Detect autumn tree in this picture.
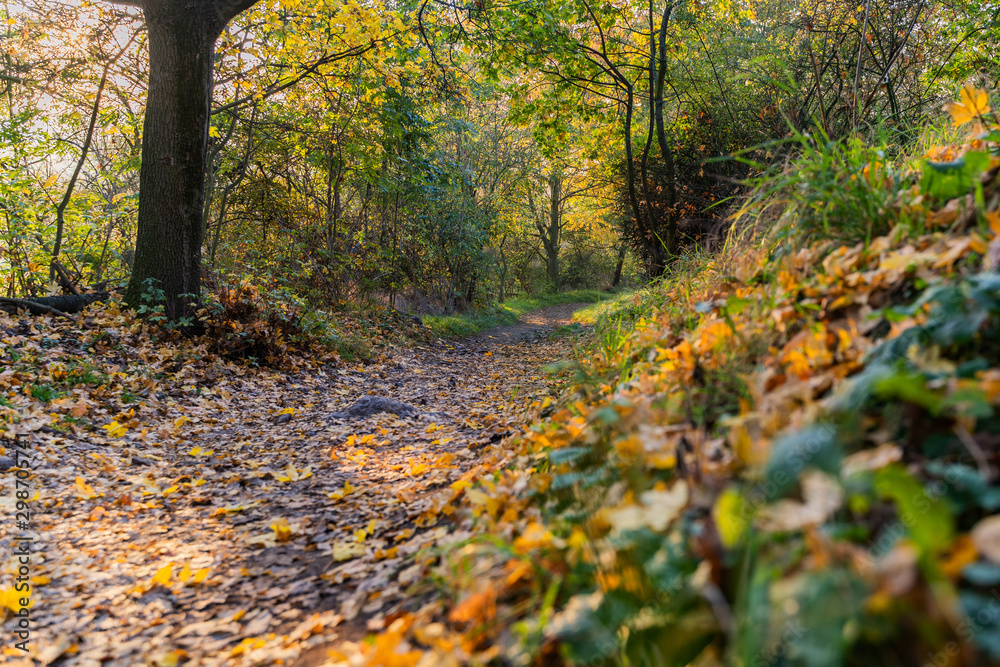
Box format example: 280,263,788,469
117,0,260,324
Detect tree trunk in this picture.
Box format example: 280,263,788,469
622,86,644,261
612,243,627,287
547,171,561,290
122,0,258,325
654,0,677,257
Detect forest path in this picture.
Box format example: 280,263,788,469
7,305,583,667
469,301,588,345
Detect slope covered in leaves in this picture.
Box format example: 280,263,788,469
348,92,1000,666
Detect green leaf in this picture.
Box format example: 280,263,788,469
920,150,991,201
874,465,954,553
873,372,942,413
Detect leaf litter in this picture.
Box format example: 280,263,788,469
0,303,577,666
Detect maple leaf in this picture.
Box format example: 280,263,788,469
945,85,991,127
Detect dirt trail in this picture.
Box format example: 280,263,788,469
2,306,583,666
445,302,589,352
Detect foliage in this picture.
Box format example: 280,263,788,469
338,89,1000,665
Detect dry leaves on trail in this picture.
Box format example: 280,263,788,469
0,304,578,666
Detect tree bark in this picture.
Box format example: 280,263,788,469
654,1,677,257
612,243,626,287
547,171,561,290
122,0,259,325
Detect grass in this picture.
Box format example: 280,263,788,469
734,129,911,247
423,289,616,338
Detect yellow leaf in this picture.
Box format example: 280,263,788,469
271,518,293,542
713,488,748,548
178,564,192,584
0,585,30,612
277,464,310,482
327,480,354,501
193,568,211,584
278,407,295,415
333,541,366,561
102,421,128,438
946,85,991,127
151,564,173,587
513,522,554,555
466,489,502,518
74,476,99,499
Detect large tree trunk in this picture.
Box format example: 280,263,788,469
122,0,258,325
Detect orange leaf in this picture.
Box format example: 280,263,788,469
448,586,497,624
